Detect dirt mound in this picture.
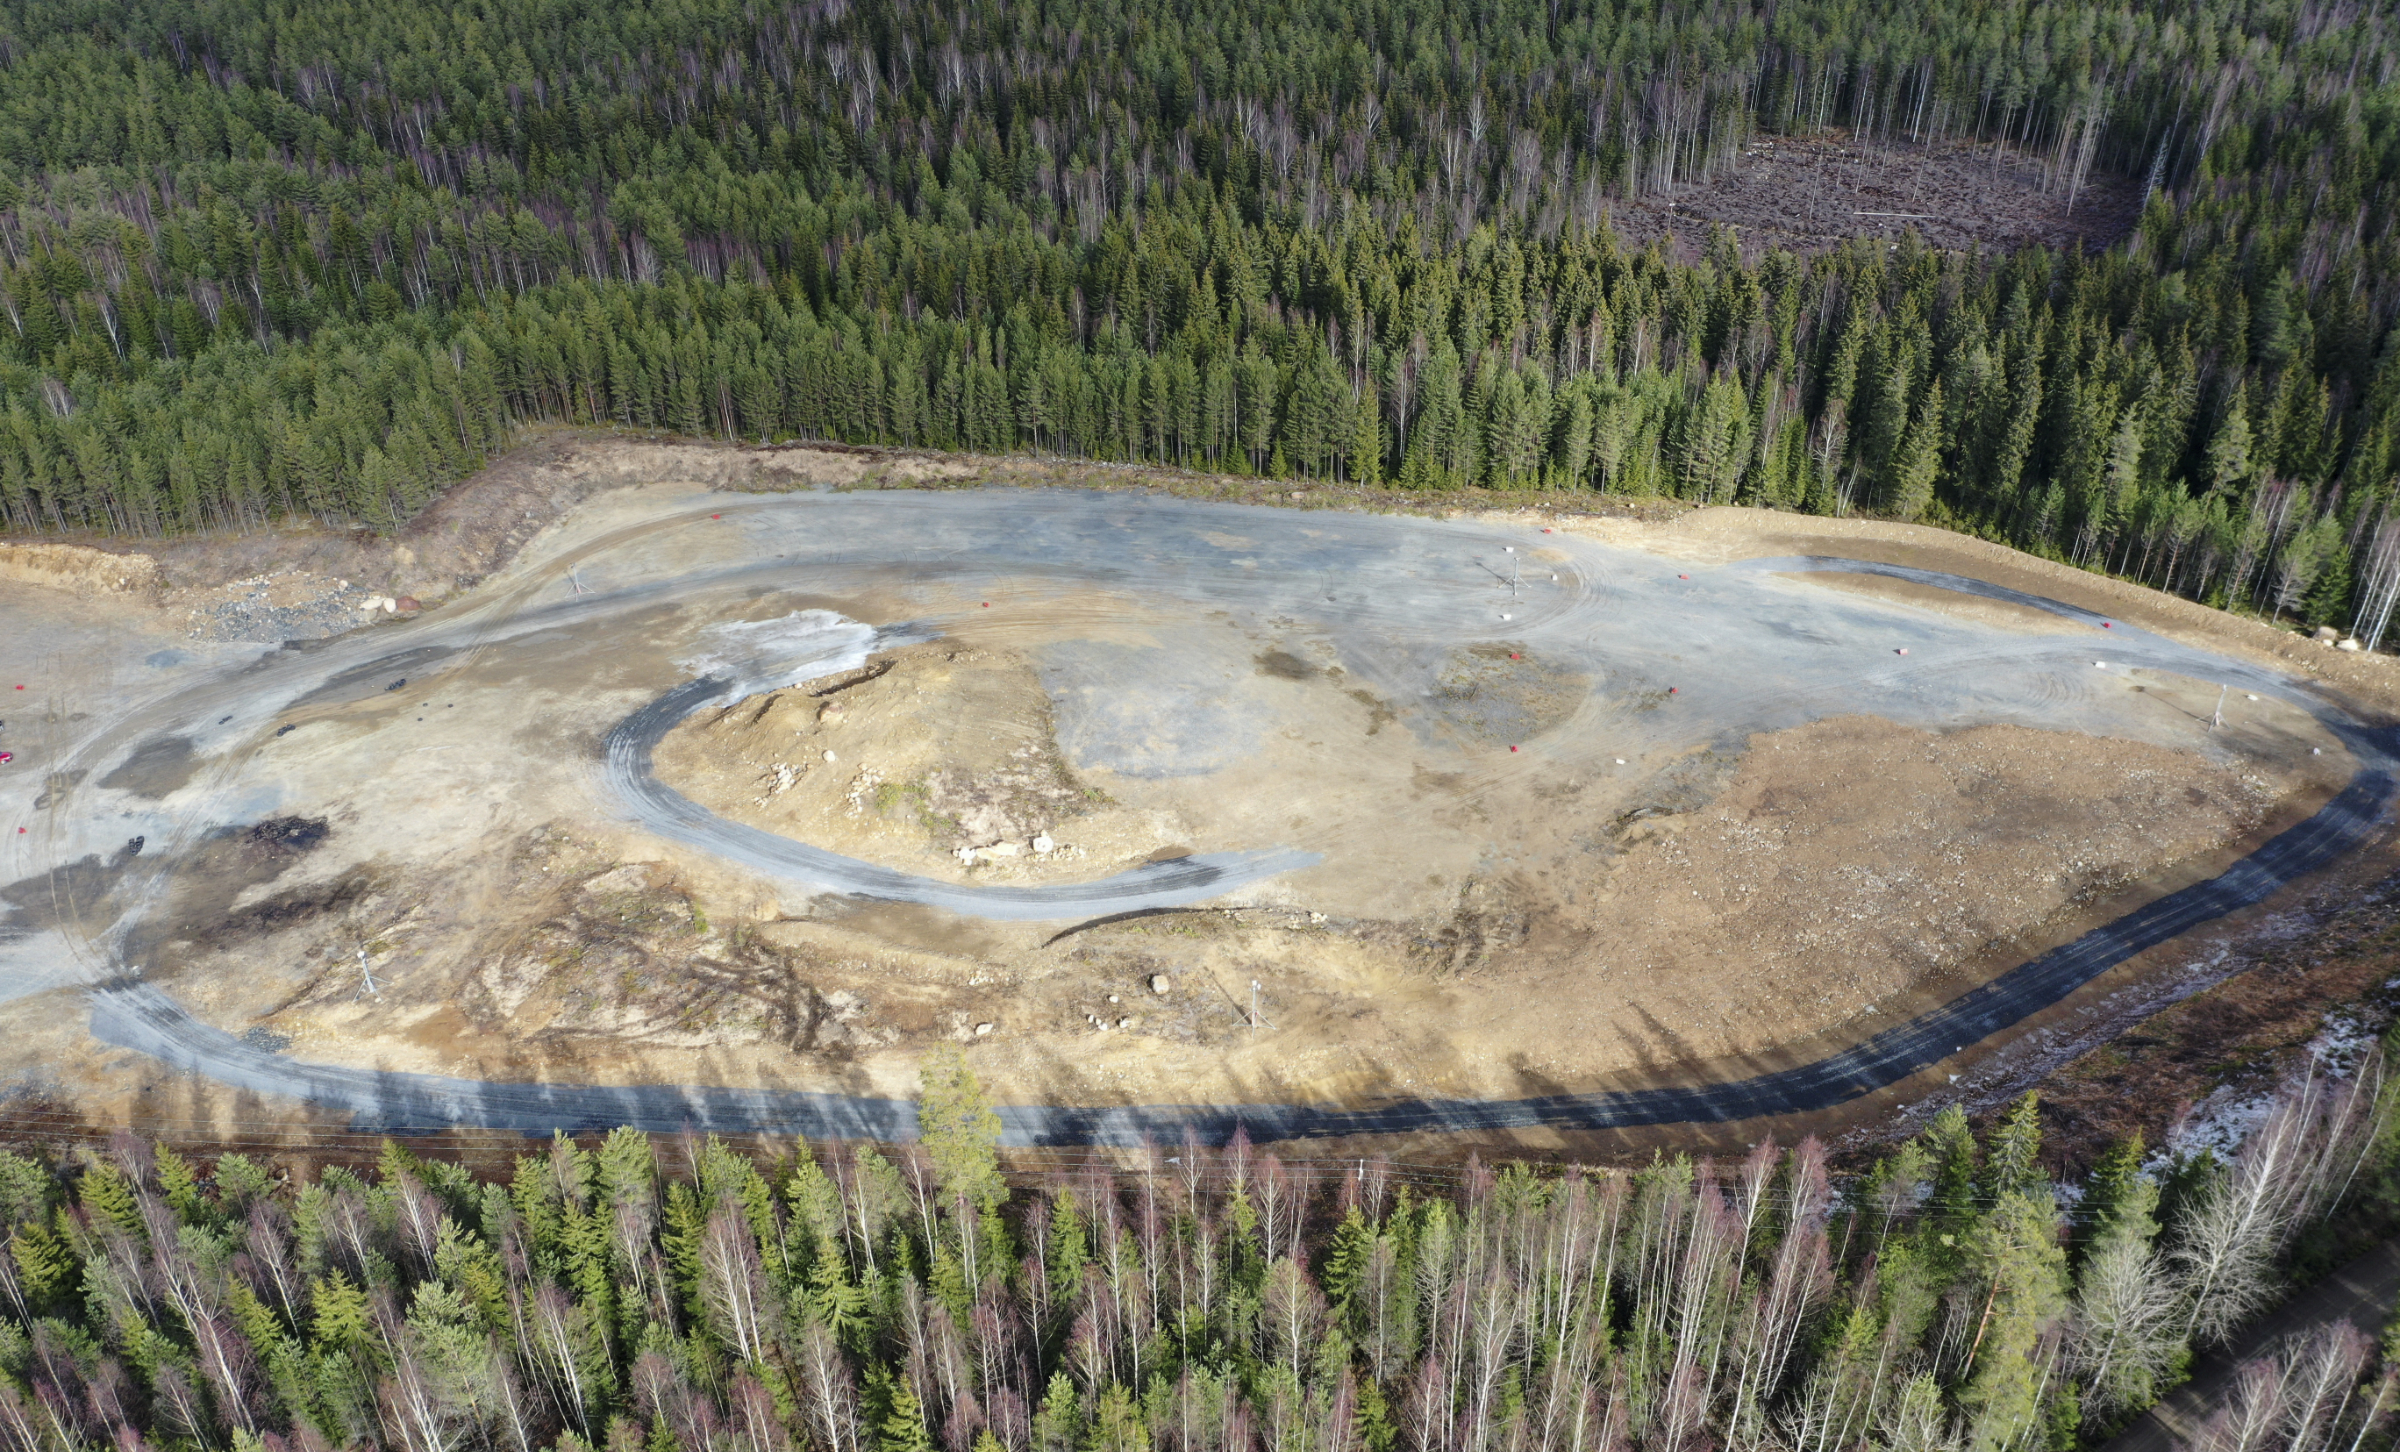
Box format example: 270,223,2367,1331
651,642,1188,883
0,542,155,594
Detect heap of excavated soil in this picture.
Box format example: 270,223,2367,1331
649,642,1193,883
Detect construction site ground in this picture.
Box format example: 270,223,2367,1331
1,432,2395,1165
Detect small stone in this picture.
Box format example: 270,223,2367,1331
1150,974,1170,995
581,864,654,896
1032,833,1055,853
988,841,1021,857
957,846,978,865
974,1022,994,1036
1107,994,1120,1003
823,750,836,762
1117,1017,1132,1028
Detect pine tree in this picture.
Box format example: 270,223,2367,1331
2206,383,2258,495
1886,383,1945,522
879,1378,937,1452
1982,1094,2046,1204
1959,1192,2071,1452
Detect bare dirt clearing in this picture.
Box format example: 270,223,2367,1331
1603,134,2143,258
0,435,2392,1158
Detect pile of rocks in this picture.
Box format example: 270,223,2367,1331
181,571,396,643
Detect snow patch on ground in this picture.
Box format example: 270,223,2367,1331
2306,1009,2381,1079
2152,1004,2387,1170
2160,1084,2280,1168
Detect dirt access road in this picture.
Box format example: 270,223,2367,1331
1,475,2394,1151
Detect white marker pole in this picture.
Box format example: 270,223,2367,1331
358,947,380,998
2213,683,2227,729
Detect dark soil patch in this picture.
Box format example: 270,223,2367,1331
97,735,198,799
1419,645,1585,745
117,816,338,965
32,770,83,809
246,816,331,860
0,853,133,938
284,645,460,709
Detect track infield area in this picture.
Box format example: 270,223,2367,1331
1,483,2393,1152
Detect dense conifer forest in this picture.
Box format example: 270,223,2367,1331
0,1051,2391,1452
2,0,2400,643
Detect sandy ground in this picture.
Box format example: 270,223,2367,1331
1556,505,2400,708
0,436,2394,1156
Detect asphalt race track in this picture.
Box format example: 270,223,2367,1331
20,490,2397,1145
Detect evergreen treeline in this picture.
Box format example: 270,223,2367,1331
0,1050,2391,1452
3,0,2400,643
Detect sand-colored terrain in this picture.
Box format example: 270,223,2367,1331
651,644,1166,886
0,434,2393,1155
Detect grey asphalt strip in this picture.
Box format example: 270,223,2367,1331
70,534,2400,1145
